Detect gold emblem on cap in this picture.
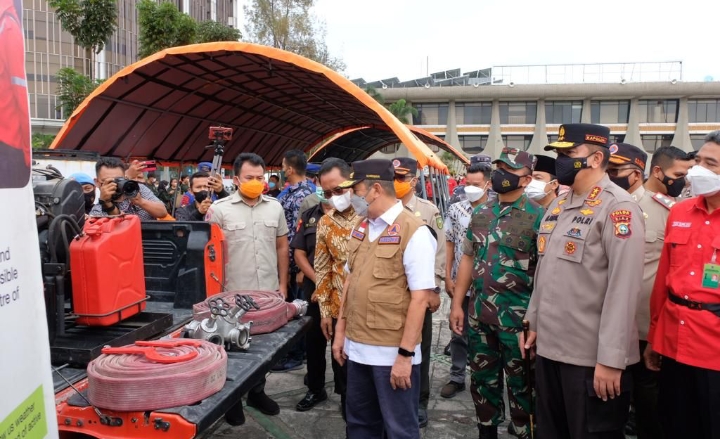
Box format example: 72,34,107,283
558,126,565,141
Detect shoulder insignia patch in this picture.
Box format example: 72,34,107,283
610,209,633,238
587,186,602,201
436,215,444,229
558,198,567,205
378,236,401,245
652,193,676,210
538,235,546,253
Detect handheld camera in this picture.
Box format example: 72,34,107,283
112,178,140,200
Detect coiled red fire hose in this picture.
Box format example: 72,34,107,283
192,290,305,335
87,339,227,411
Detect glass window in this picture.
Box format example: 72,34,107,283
458,135,488,153
501,135,533,151
590,101,630,124
456,102,492,125
545,101,583,124
413,103,448,125
499,102,536,124
638,100,678,123
641,134,673,153
687,99,720,123
690,134,708,150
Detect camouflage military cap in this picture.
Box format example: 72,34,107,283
492,147,537,171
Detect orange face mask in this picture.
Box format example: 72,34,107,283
394,180,413,198
239,180,265,199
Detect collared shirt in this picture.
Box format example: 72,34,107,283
648,196,720,372
89,184,162,221
278,180,314,268
404,194,446,286
461,195,543,328
632,185,673,340
315,206,359,318
206,192,289,291
344,201,437,366
444,199,475,297
526,175,645,370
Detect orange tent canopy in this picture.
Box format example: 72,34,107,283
50,42,457,171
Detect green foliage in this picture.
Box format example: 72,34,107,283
32,134,56,150
196,20,242,43
364,86,385,105
387,99,418,124
56,68,102,118
48,0,118,54
137,0,196,58
244,0,345,71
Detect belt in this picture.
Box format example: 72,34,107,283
668,291,720,317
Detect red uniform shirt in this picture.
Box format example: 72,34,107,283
648,196,720,371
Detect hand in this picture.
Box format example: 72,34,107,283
295,271,304,285
320,317,334,341
643,343,662,372
125,160,145,180
278,284,287,299
520,330,536,360
449,305,464,335
129,192,144,206
428,292,440,313
208,176,224,193
390,355,412,390
594,363,622,401
310,292,319,303
99,179,118,203
197,198,212,215
445,277,455,298
332,325,347,366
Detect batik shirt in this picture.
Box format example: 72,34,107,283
461,195,544,328
314,207,359,318
444,199,475,282
278,180,313,268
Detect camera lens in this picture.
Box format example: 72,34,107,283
113,178,140,200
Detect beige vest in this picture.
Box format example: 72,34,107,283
345,209,424,347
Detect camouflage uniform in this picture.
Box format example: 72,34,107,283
461,190,543,438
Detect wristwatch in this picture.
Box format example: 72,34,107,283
398,347,415,358
100,199,116,213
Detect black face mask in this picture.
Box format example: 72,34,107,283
555,154,590,186
83,193,95,213
660,173,685,197
609,174,632,191
491,169,522,194
194,190,210,203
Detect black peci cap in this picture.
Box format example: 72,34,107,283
533,155,557,176
338,159,396,188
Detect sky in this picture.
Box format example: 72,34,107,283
307,0,720,83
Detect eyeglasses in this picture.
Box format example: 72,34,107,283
322,187,347,198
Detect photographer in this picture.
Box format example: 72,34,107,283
90,157,168,220
180,165,229,207
175,172,217,221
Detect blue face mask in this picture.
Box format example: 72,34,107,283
269,182,276,189
316,186,328,203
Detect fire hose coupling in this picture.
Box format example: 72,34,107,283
184,295,260,350
290,299,308,318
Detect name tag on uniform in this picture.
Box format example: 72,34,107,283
378,236,400,245
352,229,365,240
703,264,720,289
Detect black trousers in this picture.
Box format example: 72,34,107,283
659,356,720,439
305,297,347,395
285,273,305,361
628,340,663,439
419,309,432,410
535,356,632,439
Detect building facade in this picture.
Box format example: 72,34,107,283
23,0,237,134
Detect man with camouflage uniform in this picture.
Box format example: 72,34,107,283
450,149,543,439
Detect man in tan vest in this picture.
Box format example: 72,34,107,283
332,159,438,439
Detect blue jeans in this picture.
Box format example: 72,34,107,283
346,360,421,439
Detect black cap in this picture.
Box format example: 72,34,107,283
608,143,648,171
470,154,492,166
393,157,418,176
338,159,395,188
533,155,556,176
546,123,610,150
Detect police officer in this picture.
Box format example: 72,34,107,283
332,159,437,439
392,157,445,428
450,149,543,439
607,143,677,439
524,124,645,439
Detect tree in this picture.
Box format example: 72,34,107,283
244,0,345,71
364,86,385,105
196,20,242,43
387,99,418,124
137,0,196,58
48,0,118,80
56,67,103,118
32,134,56,150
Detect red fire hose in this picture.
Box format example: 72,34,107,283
87,339,227,411
193,290,304,335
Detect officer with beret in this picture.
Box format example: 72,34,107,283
524,124,645,439
392,157,445,428
450,148,543,439
525,155,558,208
332,159,437,439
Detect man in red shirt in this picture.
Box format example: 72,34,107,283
646,131,720,438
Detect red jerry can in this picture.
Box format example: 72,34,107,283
70,215,147,326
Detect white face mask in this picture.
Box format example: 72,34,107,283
463,185,485,203
687,165,720,197
525,179,550,200
330,191,352,212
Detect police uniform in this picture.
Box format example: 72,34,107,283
393,157,446,422
526,124,645,439
461,149,543,439
341,159,437,439
608,142,672,439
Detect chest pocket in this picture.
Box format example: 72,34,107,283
255,219,278,241
556,237,585,264
373,243,402,279
666,229,690,266
498,231,534,271
225,222,248,242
